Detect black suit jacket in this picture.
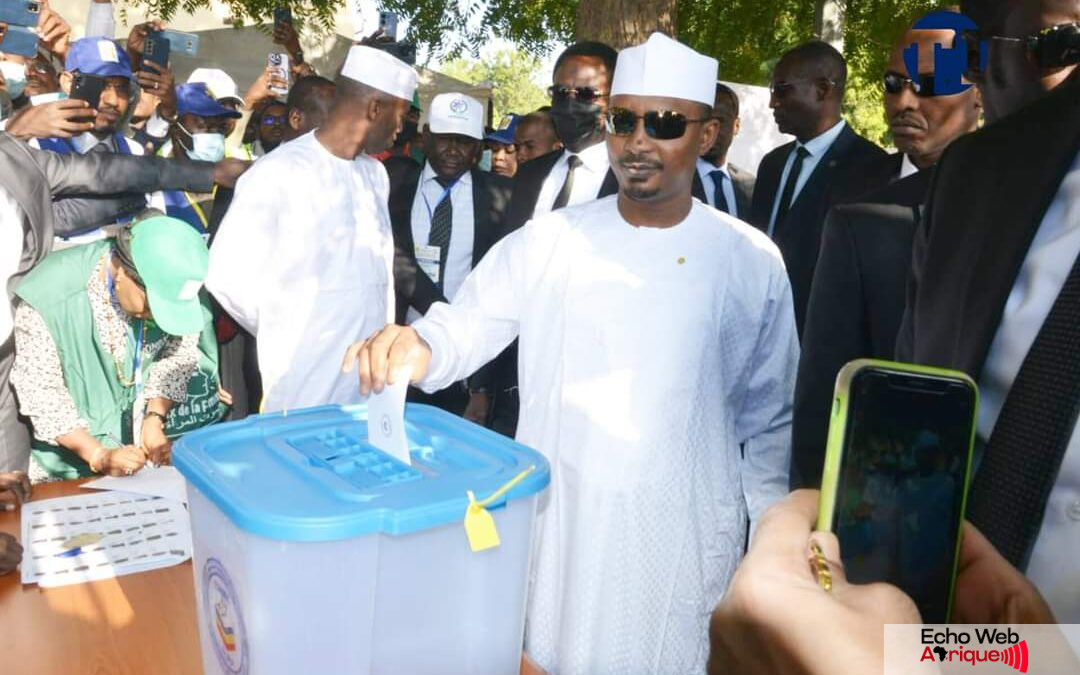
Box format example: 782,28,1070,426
692,162,755,218
895,75,1080,379
831,152,905,205
790,169,934,489
387,161,513,323
749,124,887,333
504,147,618,232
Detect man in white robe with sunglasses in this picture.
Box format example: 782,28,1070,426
344,33,798,675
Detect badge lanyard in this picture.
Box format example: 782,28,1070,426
108,265,146,440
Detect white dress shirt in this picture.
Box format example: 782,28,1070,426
696,158,740,218
976,151,1080,622
406,163,475,324
414,196,797,674
534,141,610,216
0,185,24,344
899,153,920,180
767,119,847,235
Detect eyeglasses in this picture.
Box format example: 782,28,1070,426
261,114,286,125
883,71,944,97
960,22,1080,75
604,107,710,140
769,78,834,98
548,85,607,104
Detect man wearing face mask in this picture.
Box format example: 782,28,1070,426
504,41,619,230
159,82,241,233
492,41,619,439
207,45,417,413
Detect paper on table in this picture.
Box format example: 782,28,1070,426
81,465,188,505
20,491,192,587
367,366,412,465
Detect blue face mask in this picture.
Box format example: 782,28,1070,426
0,61,27,100
179,122,226,162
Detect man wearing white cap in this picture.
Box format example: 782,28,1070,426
346,34,797,674
387,93,512,421
209,46,416,412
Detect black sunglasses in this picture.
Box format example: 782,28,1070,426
548,85,607,104
261,114,287,125
605,107,710,140
769,78,834,99
883,71,944,97
960,22,1080,75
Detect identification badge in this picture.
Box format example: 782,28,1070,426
416,244,441,283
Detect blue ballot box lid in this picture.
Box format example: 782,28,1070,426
174,404,550,542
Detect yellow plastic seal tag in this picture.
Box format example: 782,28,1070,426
463,465,536,553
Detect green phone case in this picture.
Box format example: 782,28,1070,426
816,358,979,621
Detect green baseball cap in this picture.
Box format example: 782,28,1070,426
129,216,209,337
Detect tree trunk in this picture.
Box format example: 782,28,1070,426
574,0,677,49
814,0,845,51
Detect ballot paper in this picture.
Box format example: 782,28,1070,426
81,465,189,505
367,367,412,465
20,491,192,588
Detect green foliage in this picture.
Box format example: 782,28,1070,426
441,49,551,120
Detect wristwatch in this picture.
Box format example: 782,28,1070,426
144,410,169,425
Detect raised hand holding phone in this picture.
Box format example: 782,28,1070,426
817,359,978,623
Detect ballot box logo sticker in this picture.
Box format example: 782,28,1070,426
904,10,987,96
203,558,249,675
919,627,1029,671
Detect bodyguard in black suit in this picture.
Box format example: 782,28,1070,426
749,41,886,333
896,59,1080,602
694,82,755,218
388,93,513,422
789,172,930,489
789,18,983,488
492,41,619,438
503,41,620,232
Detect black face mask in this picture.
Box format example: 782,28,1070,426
394,120,419,148
550,98,604,152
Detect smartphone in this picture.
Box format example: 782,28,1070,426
143,29,170,70
0,0,40,27
267,52,289,96
378,10,398,40
69,72,105,110
817,359,978,623
0,23,37,57
272,6,292,29
160,29,198,57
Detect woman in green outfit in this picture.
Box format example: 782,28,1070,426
10,214,220,479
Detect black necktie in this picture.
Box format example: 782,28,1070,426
709,169,731,215
772,146,810,235
427,178,454,292
552,154,583,210
967,248,1080,569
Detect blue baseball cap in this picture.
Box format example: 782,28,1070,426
485,114,519,145
175,83,243,119
65,37,132,80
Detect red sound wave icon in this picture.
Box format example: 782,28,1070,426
1002,640,1029,673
